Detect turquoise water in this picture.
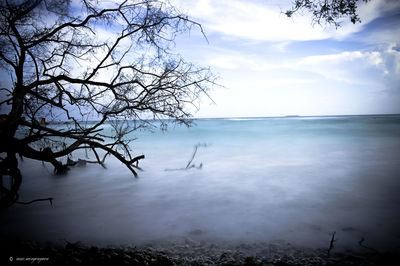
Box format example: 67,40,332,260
1,115,400,250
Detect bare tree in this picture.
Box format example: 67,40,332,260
0,0,216,208
285,0,371,27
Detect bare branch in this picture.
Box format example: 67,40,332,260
285,0,370,27
0,0,217,208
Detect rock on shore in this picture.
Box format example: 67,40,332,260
1,237,398,265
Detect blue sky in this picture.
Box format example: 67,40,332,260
171,0,400,118
1,0,399,119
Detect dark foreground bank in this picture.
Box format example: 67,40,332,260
1,237,399,266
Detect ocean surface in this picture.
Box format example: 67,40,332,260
1,115,400,251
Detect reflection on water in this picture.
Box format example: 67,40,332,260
1,115,400,250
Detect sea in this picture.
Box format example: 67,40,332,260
1,115,400,251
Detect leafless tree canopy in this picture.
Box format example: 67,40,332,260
0,0,216,208
285,0,370,27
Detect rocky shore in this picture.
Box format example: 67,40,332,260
1,237,398,265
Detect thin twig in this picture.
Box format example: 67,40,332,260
186,145,199,169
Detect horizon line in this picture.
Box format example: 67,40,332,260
193,113,400,120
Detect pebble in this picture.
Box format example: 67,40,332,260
1,237,398,265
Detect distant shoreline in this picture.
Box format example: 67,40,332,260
42,113,400,124
195,113,400,120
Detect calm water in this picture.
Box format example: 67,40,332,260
1,115,400,250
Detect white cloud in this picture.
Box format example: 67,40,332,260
206,48,391,89
325,0,400,40
254,78,316,87
293,51,387,85
172,0,400,117
206,53,259,70
273,41,291,52
172,0,400,42
175,0,329,41
386,43,400,74
195,47,400,117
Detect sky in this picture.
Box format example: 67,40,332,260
169,0,400,118
1,0,399,119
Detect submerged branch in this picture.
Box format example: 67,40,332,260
16,197,53,207
327,231,336,257
359,237,381,254
165,143,207,171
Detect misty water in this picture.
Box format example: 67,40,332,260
1,115,400,251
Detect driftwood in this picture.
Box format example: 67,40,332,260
165,143,207,171
359,237,380,254
16,197,53,207
324,231,383,257
327,231,336,257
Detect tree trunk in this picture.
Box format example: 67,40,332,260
0,153,22,208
